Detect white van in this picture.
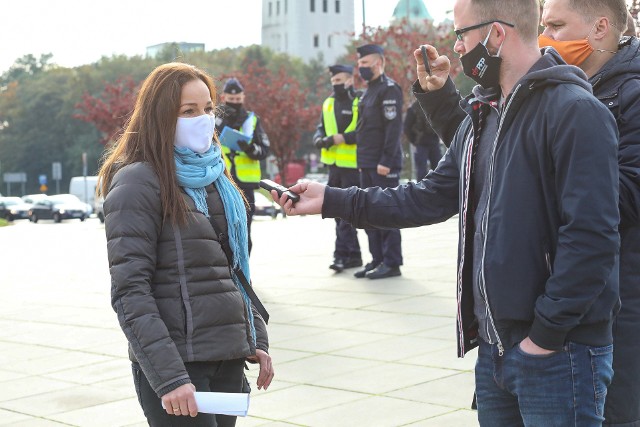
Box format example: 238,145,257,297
69,176,99,213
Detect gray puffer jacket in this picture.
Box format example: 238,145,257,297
105,162,268,397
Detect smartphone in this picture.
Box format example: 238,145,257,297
420,45,432,76
259,179,300,203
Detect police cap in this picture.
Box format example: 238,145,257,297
328,64,354,76
223,78,244,94
356,44,384,58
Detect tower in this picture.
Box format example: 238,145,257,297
261,0,355,65
391,0,433,26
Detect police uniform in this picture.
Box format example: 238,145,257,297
354,44,404,279
216,78,270,253
313,64,363,272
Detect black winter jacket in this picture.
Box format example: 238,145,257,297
589,37,640,427
105,163,268,397
323,50,620,356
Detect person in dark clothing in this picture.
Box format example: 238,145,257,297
353,43,404,280
98,63,273,426
216,78,270,253
313,64,363,273
403,100,442,180
538,1,640,425
271,0,620,425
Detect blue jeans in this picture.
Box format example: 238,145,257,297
476,339,613,427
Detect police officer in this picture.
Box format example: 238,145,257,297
313,64,363,273
353,44,403,280
404,99,442,180
216,77,270,253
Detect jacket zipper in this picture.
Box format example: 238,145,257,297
478,84,522,356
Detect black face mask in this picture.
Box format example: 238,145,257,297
332,84,348,97
358,66,375,82
225,102,243,114
460,27,503,88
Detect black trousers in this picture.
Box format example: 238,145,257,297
327,165,361,260
359,168,403,267
132,359,245,427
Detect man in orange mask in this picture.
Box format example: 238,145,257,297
540,2,640,426
415,0,640,424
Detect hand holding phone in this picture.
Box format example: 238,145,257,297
420,45,432,76
259,179,300,203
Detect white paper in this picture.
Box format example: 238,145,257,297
195,392,249,416
162,392,250,416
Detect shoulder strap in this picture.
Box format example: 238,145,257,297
208,215,269,324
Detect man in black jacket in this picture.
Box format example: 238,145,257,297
403,99,442,180
216,78,270,253
353,44,404,280
271,0,620,425
539,2,640,425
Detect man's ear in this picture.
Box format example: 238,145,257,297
592,16,611,41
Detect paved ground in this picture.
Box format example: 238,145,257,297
0,212,478,426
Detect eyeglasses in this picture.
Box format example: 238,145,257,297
454,20,515,41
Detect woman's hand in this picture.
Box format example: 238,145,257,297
247,349,274,390
161,383,197,417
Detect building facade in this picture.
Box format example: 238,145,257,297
261,0,355,65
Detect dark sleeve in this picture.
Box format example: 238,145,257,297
413,78,466,148
104,164,190,397
529,97,620,351
379,84,404,168
251,306,269,353
616,78,640,227
403,104,417,143
343,129,357,145
322,134,461,228
246,117,270,160
313,110,326,142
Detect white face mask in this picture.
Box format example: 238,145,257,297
174,114,215,154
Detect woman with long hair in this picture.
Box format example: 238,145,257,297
99,62,273,426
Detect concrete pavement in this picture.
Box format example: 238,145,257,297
0,212,477,426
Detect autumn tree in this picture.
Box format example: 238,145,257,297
221,62,322,185
630,0,640,31
74,77,139,145
346,18,462,109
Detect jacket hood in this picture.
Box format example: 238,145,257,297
516,47,592,93
590,36,640,92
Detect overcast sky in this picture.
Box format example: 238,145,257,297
1,0,454,73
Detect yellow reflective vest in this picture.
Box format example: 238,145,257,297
221,113,261,183
321,96,358,169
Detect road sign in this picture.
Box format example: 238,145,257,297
3,172,27,183
52,162,62,180
39,174,47,185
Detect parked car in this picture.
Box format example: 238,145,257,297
0,197,32,221
29,194,87,223
21,194,48,204
95,196,105,223
254,191,281,219
296,173,329,185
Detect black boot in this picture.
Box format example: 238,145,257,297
329,258,345,272
354,261,380,278
365,264,401,280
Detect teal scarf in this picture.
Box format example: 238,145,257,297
174,144,255,343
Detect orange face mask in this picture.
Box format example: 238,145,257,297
538,34,594,66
